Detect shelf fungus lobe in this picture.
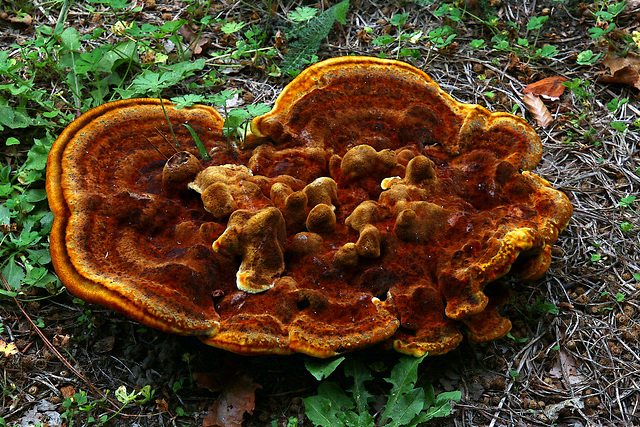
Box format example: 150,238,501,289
47,57,572,358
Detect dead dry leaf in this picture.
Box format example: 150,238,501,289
523,76,568,100
0,11,33,25
0,339,19,357
275,30,286,49
53,334,70,348
544,398,585,423
60,385,75,399
193,371,224,393
523,93,553,128
549,349,584,385
178,25,210,55
155,398,169,412
600,53,640,90
201,375,260,427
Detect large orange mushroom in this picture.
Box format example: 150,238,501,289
47,57,572,358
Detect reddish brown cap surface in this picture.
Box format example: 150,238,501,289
47,58,572,358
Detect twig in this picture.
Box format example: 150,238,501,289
0,271,121,411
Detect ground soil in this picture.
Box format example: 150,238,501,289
1,0,640,426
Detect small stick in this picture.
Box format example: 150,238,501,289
144,136,169,160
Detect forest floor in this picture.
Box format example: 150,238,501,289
1,0,640,426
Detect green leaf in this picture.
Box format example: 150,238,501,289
619,195,636,208
385,387,425,427
381,355,426,425
0,104,50,131
305,356,345,380
390,13,408,27
87,0,131,10
318,381,355,411
60,27,81,51
0,204,10,225
126,59,205,96
160,20,185,33
303,394,346,427
536,45,558,58
282,0,349,75
576,49,600,65
246,103,271,117
373,35,396,46
0,289,18,298
171,94,206,109
527,16,548,31
6,137,20,146
589,23,615,39
607,97,627,112
221,21,247,35
288,6,318,22
2,257,25,292
183,123,211,161
611,121,626,132
21,135,53,174
411,386,461,423
25,189,48,203
343,358,375,424
619,222,633,232
96,40,139,73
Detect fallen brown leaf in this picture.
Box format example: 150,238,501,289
201,374,260,427
0,11,33,25
275,30,286,50
600,53,640,90
178,25,210,55
523,76,568,100
193,371,223,393
53,334,70,348
0,339,19,357
60,385,76,399
155,398,169,412
192,37,210,55
523,93,553,128
93,336,115,353
549,349,584,385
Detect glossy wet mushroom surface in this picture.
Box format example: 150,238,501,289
46,57,573,358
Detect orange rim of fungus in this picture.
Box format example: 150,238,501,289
46,58,573,358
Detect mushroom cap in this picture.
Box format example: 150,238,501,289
47,58,572,358
47,98,228,336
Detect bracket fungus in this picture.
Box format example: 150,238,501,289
47,57,572,358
